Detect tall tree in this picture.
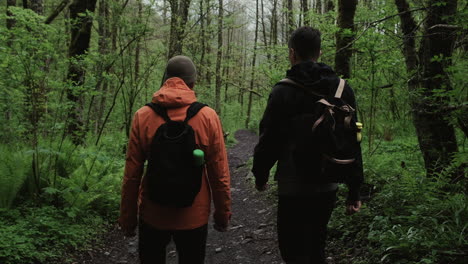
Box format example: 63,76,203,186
270,0,278,47
6,0,16,30
301,0,309,25
335,0,357,78
5,0,16,122
395,0,460,177
323,0,334,13
30,0,44,15
168,0,192,58
199,0,206,80
286,0,294,37
214,0,223,113
205,0,213,86
245,0,259,128
94,0,111,133
315,0,322,14
260,0,269,61
66,0,98,145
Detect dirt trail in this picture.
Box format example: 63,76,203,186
75,130,284,264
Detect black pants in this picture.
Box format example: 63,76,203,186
138,221,208,264
277,191,337,264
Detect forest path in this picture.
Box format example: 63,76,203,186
74,129,284,264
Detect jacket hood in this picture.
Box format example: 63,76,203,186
286,61,340,96
152,77,197,107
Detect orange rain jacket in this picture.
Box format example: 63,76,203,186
119,77,231,231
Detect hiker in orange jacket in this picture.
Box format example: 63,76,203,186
119,56,231,264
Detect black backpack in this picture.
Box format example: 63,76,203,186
278,78,360,183
145,102,207,208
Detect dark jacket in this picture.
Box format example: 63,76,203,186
252,61,363,201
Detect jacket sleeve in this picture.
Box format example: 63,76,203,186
344,84,364,203
205,112,231,226
119,111,145,231
252,86,286,186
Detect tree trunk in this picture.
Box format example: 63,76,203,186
270,0,278,47
94,0,111,134
214,0,223,114
335,0,357,78
6,0,16,30
286,0,294,37
395,0,460,177
205,0,213,86
315,0,322,14
245,0,259,128
223,27,233,103
323,0,334,13
66,0,98,145
301,0,309,26
260,0,269,61
198,0,206,81
168,0,192,58
30,0,44,15
416,0,459,176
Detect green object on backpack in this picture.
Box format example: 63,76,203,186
193,149,205,166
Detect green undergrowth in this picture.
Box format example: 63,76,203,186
328,136,467,264
251,134,467,264
0,134,124,264
0,205,107,264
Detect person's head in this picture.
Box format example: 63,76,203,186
288,27,322,66
162,55,197,89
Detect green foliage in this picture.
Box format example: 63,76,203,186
0,205,106,264
328,136,468,264
0,0,467,263
0,146,29,208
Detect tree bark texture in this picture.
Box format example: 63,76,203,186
270,0,278,47
94,0,111,133
204,0,213,86
301,0,309,26
416,0,459,176
245,0,259,128
286,0,293,37
45,0,72,24
30,0,44,15
198,0,206,80
66,0,98,145
214,0,223,114
323,0,334,13
7,0,16,30
335,0,357,79
395,0,460,176
168,0,192,59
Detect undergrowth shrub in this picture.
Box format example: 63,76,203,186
0,145,29,208
0,134,124,264
0,205,106,264
328,136,468,264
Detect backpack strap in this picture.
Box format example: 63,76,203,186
277,78,325,97
334,79,345,98
184,102,207,123
146,102,171,122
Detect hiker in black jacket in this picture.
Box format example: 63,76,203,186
252,27,364,264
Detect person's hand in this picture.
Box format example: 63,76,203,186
256,183,268,192
346,200,362,215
